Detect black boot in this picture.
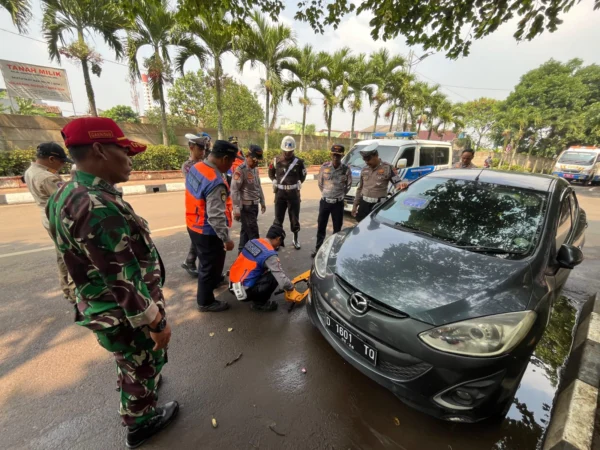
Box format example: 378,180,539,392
198,300,230,312
251,301,278,312
126,401,179,449
292,232,301,250
181,262,198,277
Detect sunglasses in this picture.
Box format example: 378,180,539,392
362,155,374,161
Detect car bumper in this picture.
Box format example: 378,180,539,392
553,171,594,181
307,271,535,422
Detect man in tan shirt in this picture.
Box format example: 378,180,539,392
24,142,75,302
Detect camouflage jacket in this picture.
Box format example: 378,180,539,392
46,171,165,331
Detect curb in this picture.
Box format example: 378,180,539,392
544,293,600,450
0,175,316,205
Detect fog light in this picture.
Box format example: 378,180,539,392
456,390,473,402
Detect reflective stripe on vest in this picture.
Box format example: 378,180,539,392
185,161,233,235
229,238,278,288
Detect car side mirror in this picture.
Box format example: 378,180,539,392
557,244,584,269
396,158,408,169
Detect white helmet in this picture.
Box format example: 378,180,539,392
281,135,296,152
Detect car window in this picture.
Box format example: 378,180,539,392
555,197,572,248
375,177,548,256
558,152,596,165
419,146,450,166
343,144,399,169
400,147,415,167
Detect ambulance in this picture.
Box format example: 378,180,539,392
552,146,600,185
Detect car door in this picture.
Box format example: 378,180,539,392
553,190,584,290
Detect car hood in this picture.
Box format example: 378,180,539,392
332,219,533,326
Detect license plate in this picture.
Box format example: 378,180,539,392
326,315,377,365
564,174,574,179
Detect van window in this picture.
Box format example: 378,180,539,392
420,146,450,166
399,147,415,167
558,152,597,166
343,145,399,169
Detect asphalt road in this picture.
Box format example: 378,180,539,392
0,181,598,450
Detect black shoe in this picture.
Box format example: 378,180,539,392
181,262,198,277
198,300,230,312
126,401,180,449
310,250,317,258
292,232,301,250
251,301,278,312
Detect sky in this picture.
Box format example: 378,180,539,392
0,0,599,133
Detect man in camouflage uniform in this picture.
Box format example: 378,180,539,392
181,133,210,277
23,142,76,302
351,144,408,222
311,144,352,258
46,117,178,449
231,144,266,253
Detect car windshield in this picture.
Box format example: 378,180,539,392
375,177,548,256
558,152,597,166
343,144,399,168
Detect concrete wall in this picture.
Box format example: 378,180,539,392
0,114,354,151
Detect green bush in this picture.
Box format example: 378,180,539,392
131,145,189,171
0,149,37,176
259,149,331,167
495,164,533,173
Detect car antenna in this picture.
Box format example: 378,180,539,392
474,169,484,183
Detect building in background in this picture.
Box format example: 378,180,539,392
141,73,154,114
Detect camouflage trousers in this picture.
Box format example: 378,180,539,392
55,247,76,303
94,324,167,428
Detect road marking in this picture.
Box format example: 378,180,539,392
152,225,186,233
0,246,55,259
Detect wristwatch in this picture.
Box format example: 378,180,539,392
149,315,167,333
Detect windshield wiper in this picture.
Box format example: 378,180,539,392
455,245,525,255
393,223,435,238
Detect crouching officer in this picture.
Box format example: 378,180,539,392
351,144,408,222
231,144,266,252
229,224,304,312
186,140,237,313
268,136,307,249
311,144,352,258
181,133,210,277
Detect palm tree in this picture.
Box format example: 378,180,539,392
369,49,405,134
1,0,31,33
343,54,375,146
237,11,296,151
434,100,464,140
314,47,353,142
426,91,448,139
281,45,328,151
175,9,234,140
127,0,199,145
407,81,436,133
42,0,124,117
384,71,414,132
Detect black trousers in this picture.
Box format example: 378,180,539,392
274,189,301,233
239,204,260,252
316,199,344,250
355,199,378,222
246,272,279,305
185,239,198,267
188,230,226,306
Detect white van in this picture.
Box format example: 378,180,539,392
342,133,453,212
552,146,600,185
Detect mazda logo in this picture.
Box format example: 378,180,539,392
349,293,369,315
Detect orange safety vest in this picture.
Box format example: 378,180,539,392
185,161,233,235
229,238,278,288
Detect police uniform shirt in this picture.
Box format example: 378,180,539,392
264,255,294,291
24,162,64,229
230,163,265,213
203,160,231,243
318,162,352,200
354,162,402,207
268,156,307,185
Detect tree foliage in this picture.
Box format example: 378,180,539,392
101,105,140,123
1,0,32,33
168,70,264,131
461,98,501,149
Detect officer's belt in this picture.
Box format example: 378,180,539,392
277,184,298,190
363,196,385,203
322,197,343,204
242,200,261,205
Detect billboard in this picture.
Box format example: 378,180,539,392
0,60,72,103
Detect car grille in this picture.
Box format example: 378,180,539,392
335,275,408,319
313,290,430,381
344,195,354,203
563,168,582,174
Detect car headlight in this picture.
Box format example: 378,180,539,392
314,234,336,278
419,311,536,357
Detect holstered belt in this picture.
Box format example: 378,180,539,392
322,198,343,204
277,184,298,190
363,196,385,204
242,200,261,206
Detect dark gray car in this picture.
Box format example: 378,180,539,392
308,169,586,422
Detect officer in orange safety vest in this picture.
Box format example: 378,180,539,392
186,140,238,313
229,224,304,312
